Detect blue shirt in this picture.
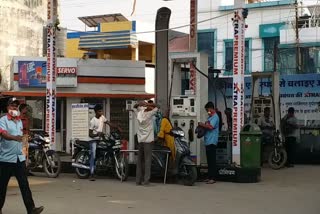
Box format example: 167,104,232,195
204,113,220,146
0,115,25,163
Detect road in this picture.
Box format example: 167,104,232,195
3,165,320,214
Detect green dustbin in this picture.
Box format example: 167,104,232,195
240,124,262,169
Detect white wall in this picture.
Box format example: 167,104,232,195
281,27,320,44
0,1,47,90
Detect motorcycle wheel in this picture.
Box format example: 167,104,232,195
114,154,129,181
182,165,197,186
75,151,90,179
43,151,61,178
268,148,287,170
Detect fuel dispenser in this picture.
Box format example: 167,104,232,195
169,52,208,166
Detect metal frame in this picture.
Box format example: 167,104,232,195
250,72,281,132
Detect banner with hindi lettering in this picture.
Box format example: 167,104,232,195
212,73,320,131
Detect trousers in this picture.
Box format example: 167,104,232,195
0,160,35,213
206,144,217,180
136,143,153,184
89,141,97,175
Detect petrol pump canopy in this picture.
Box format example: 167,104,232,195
78,14,128,27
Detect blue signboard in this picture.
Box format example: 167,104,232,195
211,73,320,126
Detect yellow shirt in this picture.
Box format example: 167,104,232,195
158,118,176,160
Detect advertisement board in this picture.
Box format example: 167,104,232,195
71,103,89,141
18,60,77,88
211,74,320,130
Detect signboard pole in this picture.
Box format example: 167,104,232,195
232,0,247,163
46,0,58,148
189,0,197,94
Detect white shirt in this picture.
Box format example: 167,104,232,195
134,107,158,143
89,115,107,140
257,115,274,135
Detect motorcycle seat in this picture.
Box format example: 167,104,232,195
75,140,91,148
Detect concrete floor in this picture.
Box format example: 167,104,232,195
3,165,320,214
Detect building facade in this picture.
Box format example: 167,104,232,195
65,14,155,65
2,57,153,153
197,0,319,75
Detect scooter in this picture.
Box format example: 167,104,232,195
151,127,197,186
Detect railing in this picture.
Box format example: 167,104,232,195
286,17,320,29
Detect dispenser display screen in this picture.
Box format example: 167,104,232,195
174,99,184,105
171,96,197,116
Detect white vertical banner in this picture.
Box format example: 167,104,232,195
232,7,246,158
46,0,57,148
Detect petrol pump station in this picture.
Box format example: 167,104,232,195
168,52,208,167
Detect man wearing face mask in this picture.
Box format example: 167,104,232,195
198,102,220,184
0,98,44,214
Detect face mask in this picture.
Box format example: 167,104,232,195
9,110,20,117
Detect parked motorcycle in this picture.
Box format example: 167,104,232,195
152,127,197,186
71,129,129,181
268,130,287,170
27,131,61,178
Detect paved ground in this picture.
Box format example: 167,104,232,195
3,165,320,214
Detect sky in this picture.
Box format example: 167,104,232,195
60,0,315,42
60,0,196,43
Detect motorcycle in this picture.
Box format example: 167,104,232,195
152,127,197,186
71,129,129,181
27,131,61,178
267,130,287,170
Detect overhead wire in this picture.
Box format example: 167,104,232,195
64,12,234,35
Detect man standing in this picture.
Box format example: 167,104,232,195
258,107,275,164
257,107,274,137
88,104,120,181
281,107,299,167
0,98,43,214
134,101,158,186
198,102,220,184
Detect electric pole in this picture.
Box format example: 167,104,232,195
295,0,301,73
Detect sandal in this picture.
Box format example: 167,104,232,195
206,180,216,184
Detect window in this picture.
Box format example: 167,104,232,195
278,48,296,74
198,31,215,67
301,47,320,74
26,99,44,130
263,37,296,74
263,37,320,74
264,37,279,72
224,40,250,75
